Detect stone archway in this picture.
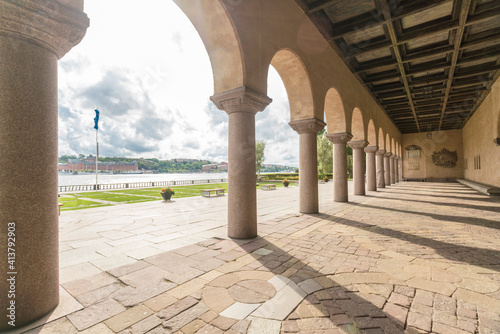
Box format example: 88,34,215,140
172,0,244,93
324,88,346,133
271,49,324,213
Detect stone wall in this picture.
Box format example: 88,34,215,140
462,78,500,187
401,129,464,181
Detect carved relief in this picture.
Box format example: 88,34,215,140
432,148,458,168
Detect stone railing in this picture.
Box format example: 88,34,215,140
58,178,228,193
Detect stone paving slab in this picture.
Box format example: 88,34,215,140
10,182,500,333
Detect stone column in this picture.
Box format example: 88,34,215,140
398,156,404,181
365,146,378,192
211,87,272,239
390,154,396,184
376,149,386,188
348,140,368,195
289,118,326,213
0,1,88,330
327,132,353,202
395,156,400,183
384,152,392,186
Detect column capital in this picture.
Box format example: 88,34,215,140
0,0,89,59
390,154,397,159
348,140,369,150
210,86,272,115
364,145,379,154
376,149,386,156
326,132,353,144
384,151,393,157
289,118,326,134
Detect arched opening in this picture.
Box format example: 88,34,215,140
270,49,314,121
324,88,346,133
378,128,385,150
350,108,365,140
391,138,395,154
367,119,377,146
172,0,244,93
386,133,391,152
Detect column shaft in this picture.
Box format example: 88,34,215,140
395,157,400,183
227,112,257,238
0,35,60,328
289,118,325,214
328,133,353,202
365,146,378,191
384,153,391,186
348,141,368,196
390,155,396,184
376,150,386,188
211,87,272,239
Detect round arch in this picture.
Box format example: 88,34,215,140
270,49,314,121
391,138,395,154
386,133,391,152
378,128,385,150
350,108,365,140
324,88,346,133
172,0,244,93
367,119,377,146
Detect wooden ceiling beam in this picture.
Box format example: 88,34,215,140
439,0,475,130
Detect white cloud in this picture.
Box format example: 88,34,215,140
58,0,299,167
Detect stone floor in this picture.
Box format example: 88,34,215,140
11,181,500,334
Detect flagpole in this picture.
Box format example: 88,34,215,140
96,128,99,190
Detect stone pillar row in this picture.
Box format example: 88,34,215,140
0,1,89,330
289,118,326,214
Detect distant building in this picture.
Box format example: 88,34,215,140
58,157,138,172
202,162,228,172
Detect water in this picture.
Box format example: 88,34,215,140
58,172,228,186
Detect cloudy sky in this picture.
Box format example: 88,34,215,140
57,0,299,166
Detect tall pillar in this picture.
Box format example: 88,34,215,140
376,150,386,188
211,87,272,239
395,156,400,183
398,156,404,181
365,146,378,191
348,140,368,195
390,154,396,184
384,152,392,186
327,132,353,202
289,118,326,213
0,2,88,330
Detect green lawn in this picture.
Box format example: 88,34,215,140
59,181,296,211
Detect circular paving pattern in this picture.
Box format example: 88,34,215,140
228,279,276,303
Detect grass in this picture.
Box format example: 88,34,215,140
59,181,297,211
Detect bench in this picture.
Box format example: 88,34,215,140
458,179,500,196
260,184,276,190
201,189,225,197
58,203,64,215
403,178,425,182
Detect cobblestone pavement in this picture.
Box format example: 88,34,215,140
12,182,500,333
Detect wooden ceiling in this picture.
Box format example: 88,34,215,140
294,0,500,134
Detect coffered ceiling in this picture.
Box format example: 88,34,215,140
294,0,500,134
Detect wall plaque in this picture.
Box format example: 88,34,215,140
432,148,457,168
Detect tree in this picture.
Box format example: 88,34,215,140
317,129,333,176
256,140,265,179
